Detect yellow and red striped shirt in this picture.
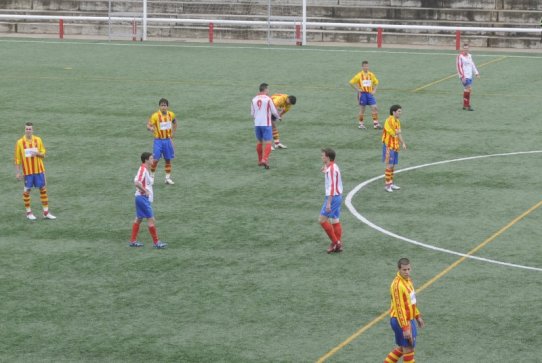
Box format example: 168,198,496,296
14,135,46,175
349,71,379,93
271,94,292,116
389,272,421,331
149,110,176,139
382,115,401,151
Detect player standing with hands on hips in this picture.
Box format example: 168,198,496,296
384,258,425,363
456,43,480,111
147,98,177,184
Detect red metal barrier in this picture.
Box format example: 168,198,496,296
377,27,383,48
295,23,302,46
59,19,64,39
209,22,214,44
455,30,461,50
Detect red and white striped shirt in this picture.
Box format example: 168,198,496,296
251,93,280,127
324,161,343,197
456,52,479,79
134,163,154,202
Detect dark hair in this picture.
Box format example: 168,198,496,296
140,152,152,163
259,83,268,92
397,258,410,268
159,98,169,106
389,104,402,115
25,122,33,127
321,148,336,161
288,95,297,105
362,60,369,66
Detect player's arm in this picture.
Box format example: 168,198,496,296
372,74,379,94
456,56,465,80
269,99,281,120
14,143,23,180
473,61,480,78
34,138,46,158
348,74,361,93
396,130,406,150
146,115,155,132
414,305,424,328
134,179,149,196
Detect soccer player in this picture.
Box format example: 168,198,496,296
251,83,281,169
382,105,406,193
147,98,177,184
348,60,382,130
129,152,167,249
14,122,56,220
270,93,297,150
319,148,344,254
384,258,425,363
456,43,480,111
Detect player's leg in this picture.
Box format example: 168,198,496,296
22,175,34,220
163,139,175,185
370,100,381,129
319,197,339,253
151,139,162,175
129,217,144,247
358,101,367,130
255,126,264,165
462,79,473,111
329,195,343,251
147,217,167,249
383,145,394,192
260,126,273,169
36,173,55,219
272,120,287,149
383,347,403,363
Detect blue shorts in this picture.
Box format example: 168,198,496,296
391,318,417,348
461,78,473,87
382,144,399,165
254,126,273,141
153,138,175,160
359,92,377,106
24,173,46,189
320,195,342,219
135,195,154,219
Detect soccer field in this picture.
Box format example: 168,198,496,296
1,38,541,362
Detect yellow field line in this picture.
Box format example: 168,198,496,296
316,199,542,363
412,56,508,92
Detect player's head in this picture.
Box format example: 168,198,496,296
397,258,411,278
462,43,469,53
321,148,336,161
158,98,169,107
389,104,402,116
259,83,269,93
140,152,152,163
287,95,297,105
362,60,369,71
25,122,33,136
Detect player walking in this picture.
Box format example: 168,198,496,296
456,43,480,111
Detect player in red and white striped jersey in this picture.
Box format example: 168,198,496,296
456,43,480,111
319,148,344,253
251,83,281,169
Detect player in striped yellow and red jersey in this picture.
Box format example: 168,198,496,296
348,60,382,129
147,98,177,185
384,258,425,363
14,122,56,220
382,105,407,193
270,93,296,149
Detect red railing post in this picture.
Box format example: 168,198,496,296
377,27,383,48
59,19,64,39
132,18,137,41
295,23,302,46
455,30,461,50
209,22,214,44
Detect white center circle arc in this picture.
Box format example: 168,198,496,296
345,150,542,272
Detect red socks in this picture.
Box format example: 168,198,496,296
148,225,159,243
130,223,140,242
384,348,403,363
463,91,470,107
332,222,342,241
256,144,263,162
320,221,338,244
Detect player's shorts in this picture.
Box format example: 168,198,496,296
254,126,273,141
461,78,473,87
390,318,417,348
382,144,399,165
153,138,175,160
359,92,377,106
135,195,154,219
320,195,342,219
24,173,46,189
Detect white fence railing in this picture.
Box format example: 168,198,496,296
0,14,541,45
